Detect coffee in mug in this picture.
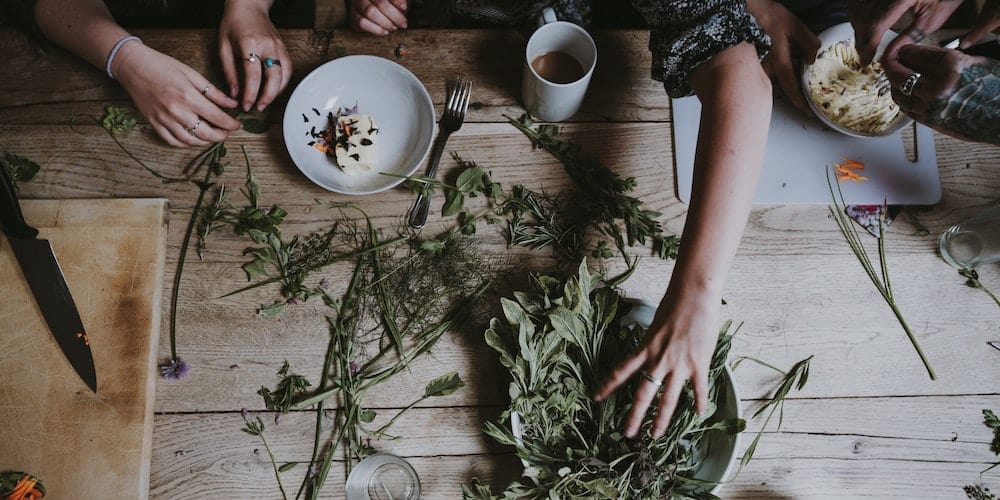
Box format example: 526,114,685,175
530,51,586,85
521,7,597,122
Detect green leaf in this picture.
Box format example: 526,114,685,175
0,152,41,190
278,462,298,472
234,111,268,134
102,105,137,136
420,239,446,256
456,165,487,193
424,372,465,398
360,409,377,423
243,259,268,281
582,479,619,499
443,189,465,216
257,301,287,317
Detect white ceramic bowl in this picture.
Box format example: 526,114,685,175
802,22,913,138
282,55,435,195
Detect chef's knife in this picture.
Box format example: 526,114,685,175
0,169,97,392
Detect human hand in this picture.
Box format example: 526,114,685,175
350,0,408,36
885,44,1000,144
850,0,962,65
962,0,1000,48
748,0,820,115
593,289,720,438
113,43,242,147
219,0,292,111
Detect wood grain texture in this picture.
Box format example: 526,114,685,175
150,396,1000,498
0,199,168,499
2,25,999,500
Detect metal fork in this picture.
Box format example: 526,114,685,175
408,79,472,229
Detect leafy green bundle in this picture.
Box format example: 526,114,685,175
465,261,742,500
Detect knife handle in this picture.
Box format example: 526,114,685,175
0,167,39,238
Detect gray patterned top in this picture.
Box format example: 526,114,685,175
442,0,770,97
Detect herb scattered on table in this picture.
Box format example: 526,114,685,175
959,269,1000,309
101,105,137,137
241,413,288,500
232,205,503,500
964,409,1000,498
827,169,936,380
0,152,41,191
506,114,678,262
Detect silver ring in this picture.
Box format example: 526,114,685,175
247,53,259,64
640,371,663,387
201,83,213,95
899,72,921,96
184,118,202,134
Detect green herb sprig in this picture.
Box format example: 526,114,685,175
241,413,288,500
0,152,41,191
827,170,935,380
960,269,1000,309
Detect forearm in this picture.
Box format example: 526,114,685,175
34,0,131,72
669,42,771,297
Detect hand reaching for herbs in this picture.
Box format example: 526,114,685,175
218,0,292,112
849,0,962,65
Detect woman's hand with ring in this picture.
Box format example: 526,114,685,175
112,43,242,147
886,44,1000,144
219,0,292,111
593,286,720,438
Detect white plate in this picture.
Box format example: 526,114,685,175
802,22,913,138
282,55,435,195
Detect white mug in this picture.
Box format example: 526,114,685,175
521,7,597,122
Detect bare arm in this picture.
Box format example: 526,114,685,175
595,41,771,438
34,0,241,147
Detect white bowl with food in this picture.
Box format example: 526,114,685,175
282,55,435,195
802,22,912,138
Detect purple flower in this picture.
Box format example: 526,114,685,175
241,408,249,421
349,361,360,376
274,413,282,425
159,358,191,380
287,297,299,305
319,278,329,289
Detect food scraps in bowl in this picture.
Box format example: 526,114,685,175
308,105,380,176
806,41,903,136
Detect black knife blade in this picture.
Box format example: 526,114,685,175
0,169,97,392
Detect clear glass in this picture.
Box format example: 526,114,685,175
938,204,1000,269
345,453,421,500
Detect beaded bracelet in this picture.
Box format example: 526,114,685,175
105,35,142,80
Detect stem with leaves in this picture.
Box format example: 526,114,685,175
827,171,935,380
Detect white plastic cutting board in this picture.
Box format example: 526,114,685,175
672,96,941,205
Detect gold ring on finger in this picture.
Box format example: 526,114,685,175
184,118,202,134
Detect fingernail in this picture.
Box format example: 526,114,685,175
243,103,251,112
257,104,266,112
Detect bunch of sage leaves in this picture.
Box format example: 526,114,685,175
465,261,741,499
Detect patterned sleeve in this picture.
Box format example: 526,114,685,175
630,0,771,98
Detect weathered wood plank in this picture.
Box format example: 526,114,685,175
151,397,1000,498
151,249,999,412
0,29,669,123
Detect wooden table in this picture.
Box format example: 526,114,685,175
2,27,999,499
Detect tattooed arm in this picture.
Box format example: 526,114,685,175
849,0,962,64
885,44,1000,144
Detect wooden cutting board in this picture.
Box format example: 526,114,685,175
0,199,169,499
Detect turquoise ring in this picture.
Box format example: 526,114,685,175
264,57,281,68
